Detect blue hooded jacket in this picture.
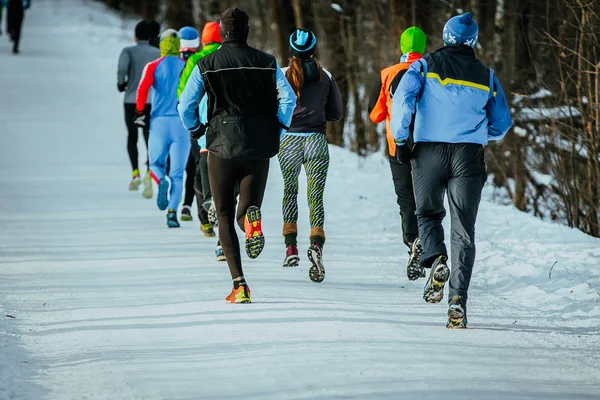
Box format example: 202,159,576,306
390,45,512,146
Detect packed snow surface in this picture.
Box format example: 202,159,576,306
1,1,599,399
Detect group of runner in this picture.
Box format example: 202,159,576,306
116,8,511,328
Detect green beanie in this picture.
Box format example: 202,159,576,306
159,29,180,57
400,26,427,54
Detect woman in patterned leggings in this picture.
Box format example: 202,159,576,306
279,28,343,282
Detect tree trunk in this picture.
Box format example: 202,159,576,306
292,0,303,28
317,2,346,146
141,0,161,19
269,0,295,65
167,0,195,30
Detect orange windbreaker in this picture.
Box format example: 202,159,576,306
369,53,422,156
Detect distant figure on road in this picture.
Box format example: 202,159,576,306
6,0,30,54
117,20,160,196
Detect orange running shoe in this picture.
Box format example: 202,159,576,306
226,284,251,304
244,206,265,259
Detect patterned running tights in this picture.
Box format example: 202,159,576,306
278,133,330,242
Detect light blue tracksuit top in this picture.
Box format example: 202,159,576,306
390,49,512,146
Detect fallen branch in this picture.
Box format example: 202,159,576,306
548,260,559,279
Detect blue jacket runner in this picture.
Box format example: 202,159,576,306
391,45,512,145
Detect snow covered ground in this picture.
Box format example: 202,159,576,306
1,1,600,399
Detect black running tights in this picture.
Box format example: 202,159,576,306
209,153,269,280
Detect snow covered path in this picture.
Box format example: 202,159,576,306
1,1,600,399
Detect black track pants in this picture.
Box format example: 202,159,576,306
209,153,269,280
388,155,418,247
411,142,486,301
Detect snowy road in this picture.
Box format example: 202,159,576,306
1,1,599,399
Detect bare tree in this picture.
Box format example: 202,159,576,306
167,0,195,29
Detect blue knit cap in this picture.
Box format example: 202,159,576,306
443,12,479,48
289,28,317,59
178,26,200,50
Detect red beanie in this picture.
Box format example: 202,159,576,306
202,22,222,45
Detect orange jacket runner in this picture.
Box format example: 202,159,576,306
368,53,422,156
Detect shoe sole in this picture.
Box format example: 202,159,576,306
216,255,226,262
228,298,251,304
447,306,467,329
283,255,300,268
423,263,450,303
157,179,169,211
307,247,325,283
245,206,264,259
406,257,424,281
167,222,180,228
180,215,193,221
407,242,424,281
203,232,216,238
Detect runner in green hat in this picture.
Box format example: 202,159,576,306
368,26,427,281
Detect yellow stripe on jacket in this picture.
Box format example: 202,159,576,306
426,72,497,96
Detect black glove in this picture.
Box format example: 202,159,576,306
190,124,207,140
117,81,127,92
133,113,146,128
395,143,411,165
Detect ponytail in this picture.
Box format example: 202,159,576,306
286,57,304,100
285,57,324,101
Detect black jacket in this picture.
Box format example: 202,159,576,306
284,61,343,133
197,39,281,161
